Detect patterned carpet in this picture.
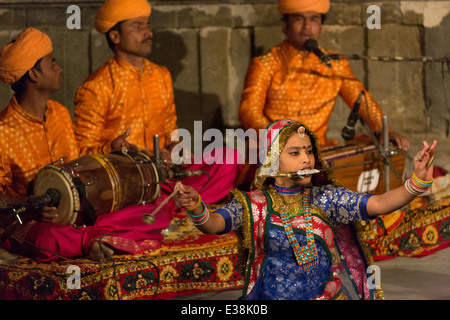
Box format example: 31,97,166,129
1,195,450,300
0,212,244,300
359,195,450,260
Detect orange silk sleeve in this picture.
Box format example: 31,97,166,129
0,146,12,194
239,57,272,131
73,76,114,156
161,69,178,148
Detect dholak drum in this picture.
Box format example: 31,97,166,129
33,152,160,225
322,143,406,194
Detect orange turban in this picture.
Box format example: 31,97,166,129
0,28,53,85
278,0,330,14
95,0,152,34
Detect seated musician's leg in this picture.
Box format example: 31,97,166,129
16,222,85,262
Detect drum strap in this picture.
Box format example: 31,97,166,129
73,177,96,226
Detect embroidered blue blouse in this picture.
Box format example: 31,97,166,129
217,185,373,234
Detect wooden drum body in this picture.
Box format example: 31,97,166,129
322,143,406,194
34,152,160,225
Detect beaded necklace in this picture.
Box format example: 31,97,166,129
272,184,318,274
274,183,304,195
274,183,303,218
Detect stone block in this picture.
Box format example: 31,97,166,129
327,2,363,26
191,5,234,27
253,25,284,56
199,27,250,129
0,30,18,112
39,27,90,116
321,25,365,79
321,25,366,138
90,30,114,73
367,24,426,133
246,4,281,27
362,1,402,25
229,28,252,127
200,27,232,130
27,6,67,27
149,28,200,131
150,5,178,28
0,9,26,29
424,11,450,134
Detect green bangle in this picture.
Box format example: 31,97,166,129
186,201,206,218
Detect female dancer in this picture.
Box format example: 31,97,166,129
175,119,436,300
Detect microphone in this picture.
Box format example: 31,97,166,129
24,188,62,212
5,188,62,225
164,168,207,180
341,91,364,141
304,39,332,68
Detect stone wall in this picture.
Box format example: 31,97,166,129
1,0,450,168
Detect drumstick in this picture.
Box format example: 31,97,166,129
142,182,181,224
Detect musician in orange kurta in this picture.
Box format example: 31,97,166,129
239,0,409,150
0,28,79,203
73,49,177,155
0,28,158,262
73,0,176,156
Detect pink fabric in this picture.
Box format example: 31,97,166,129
334,224,371,299
183,146,242,201
2,147,241,262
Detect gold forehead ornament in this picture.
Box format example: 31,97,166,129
298,126,306,139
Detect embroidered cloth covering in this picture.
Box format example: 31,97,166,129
0,210,243,300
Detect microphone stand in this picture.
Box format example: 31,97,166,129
153,135,163,197
315,52,402,192
356,114,401,192
382,116,391,191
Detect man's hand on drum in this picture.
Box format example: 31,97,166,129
41,205,59,223
111,128,139,153
158,141,194,168
165,141,195,168
413,140,437,182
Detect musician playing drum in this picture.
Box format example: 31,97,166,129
73,0,241,206
238,0,409,150
0,28,147,262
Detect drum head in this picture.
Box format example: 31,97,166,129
34,165,80,225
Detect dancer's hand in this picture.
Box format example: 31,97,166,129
175,183,201,214
413,140,437,182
